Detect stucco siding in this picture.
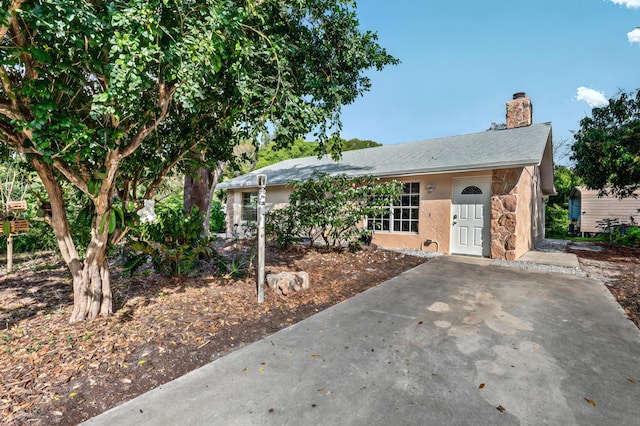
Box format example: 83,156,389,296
514,166,544,259
227,185,292,232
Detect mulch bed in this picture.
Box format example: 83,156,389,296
1,244,427,425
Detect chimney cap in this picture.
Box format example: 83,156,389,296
513,92,526,100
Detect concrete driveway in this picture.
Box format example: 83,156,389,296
83,256,640,426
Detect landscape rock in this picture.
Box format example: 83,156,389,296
266,271,310,296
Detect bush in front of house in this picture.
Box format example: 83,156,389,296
266,172,402,250
125,201,213,277
616,226,640,248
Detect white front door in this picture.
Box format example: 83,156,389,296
451,177,491,256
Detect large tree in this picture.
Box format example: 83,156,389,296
572,88,640,198
0,0,397,322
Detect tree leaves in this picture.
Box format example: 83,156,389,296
266,172,403,249
572,89,640,198
0,0,398,321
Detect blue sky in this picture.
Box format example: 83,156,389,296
338,0,640,163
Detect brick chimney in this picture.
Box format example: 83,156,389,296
506,92,532,129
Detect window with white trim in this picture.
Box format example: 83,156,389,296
241,192,258,221
367,182,420,233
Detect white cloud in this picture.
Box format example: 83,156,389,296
576,87,608,108
610,0,640,8
628,28,640,43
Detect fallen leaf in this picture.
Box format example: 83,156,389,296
479,383,485,389
243,367,248,372
627,377,637,384
496,405,506,412
259,367,265,372
584,398,597,407
318,388,325,392
311,354,320,358
69,392,78,398
138,360,146,365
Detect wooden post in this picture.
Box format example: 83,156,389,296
5,201,28,273
257,174,267,303
7,235,13,273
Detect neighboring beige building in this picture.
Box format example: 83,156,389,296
218,93,555,261
569,187,640,235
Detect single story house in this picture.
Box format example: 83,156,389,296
217,93,555,260
568,187,639,235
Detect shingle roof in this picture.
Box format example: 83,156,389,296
217,122,552,189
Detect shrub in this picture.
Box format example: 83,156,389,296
266,172,402,250
125,201,213,277
209,200,226,234
545,203,569,238
616,226,640,248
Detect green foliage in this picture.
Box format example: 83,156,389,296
341,138,382,152
572,89,640,198
217,225,256,278
0,0,398,318
597,218,621,243
545,204,570,238
209,200,226,234
254,138,382,170
0,158,79,253
616,226,640,247
266,172,402,249
545,165,581,238
547,166,582,208
255,139,319,170
126,202,213,277
265,207,302,249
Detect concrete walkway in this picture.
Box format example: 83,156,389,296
83,255,640,426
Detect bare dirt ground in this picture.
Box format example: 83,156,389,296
1,241,638,425
566,241,640,328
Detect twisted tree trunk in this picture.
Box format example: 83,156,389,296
32,158,113,322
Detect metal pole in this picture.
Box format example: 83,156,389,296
257,174,267,303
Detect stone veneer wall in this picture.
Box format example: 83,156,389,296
491,168,523,261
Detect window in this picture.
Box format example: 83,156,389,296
241,192,258,221
461,185,483,195
367,182,420,233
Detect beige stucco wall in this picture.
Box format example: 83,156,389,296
223,168,545,259
370,175,451,253
514,166,545,259
372,171,494,255
226,185,293,234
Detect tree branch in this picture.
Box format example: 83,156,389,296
0,100,24,122
52,159,89,194
143,138,201,200
0,0,25,42
118,81,176,160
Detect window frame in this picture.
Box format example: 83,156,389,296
241,191,258,222
367,182,420,234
